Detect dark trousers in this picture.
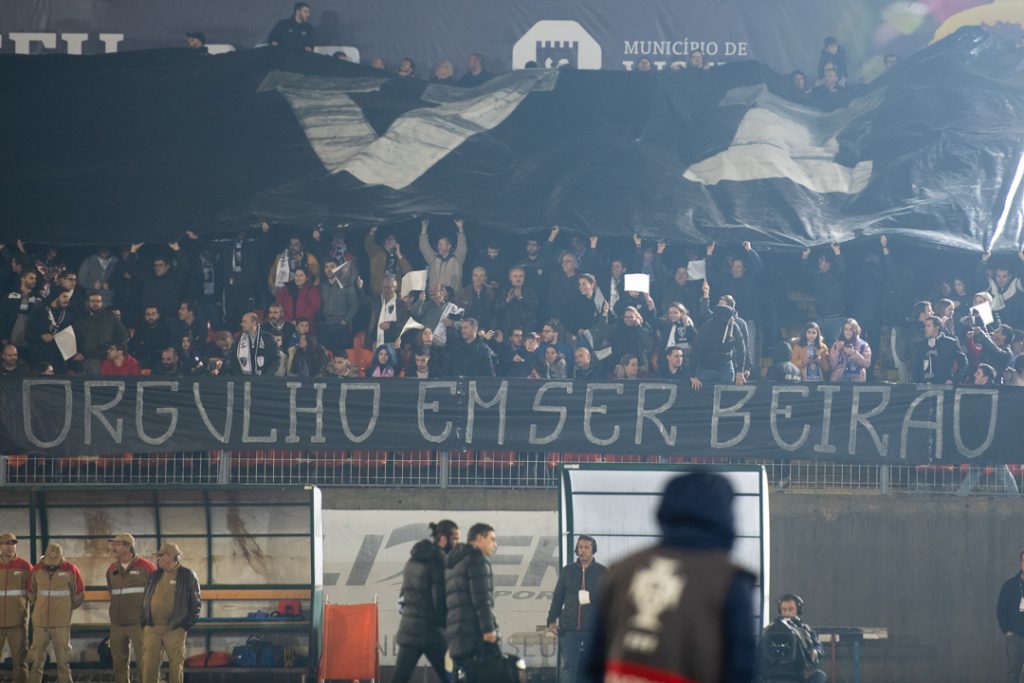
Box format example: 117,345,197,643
558,630,589,683
391,641,448,683
1006,633,1024,683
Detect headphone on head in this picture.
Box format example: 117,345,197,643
574,535,597,556
776,593,804,616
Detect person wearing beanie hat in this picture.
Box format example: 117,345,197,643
140,542,200,683
0,533,32,683
584,472,757,683
107,533,157,683
28,542,84,683
765,341,802,383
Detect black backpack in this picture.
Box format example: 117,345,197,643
456,644,526,683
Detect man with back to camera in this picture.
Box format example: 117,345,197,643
759,594,826,683
546,534,607,683
0,533,32,683
392,520,460,683
445,523,499,679
107,533,157,683
997,550,1024,682
585,472,757,683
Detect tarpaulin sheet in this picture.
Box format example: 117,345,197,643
3,27,1023,249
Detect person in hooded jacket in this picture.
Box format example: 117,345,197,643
691,297,748,390
392,520,459,683
445,522,499,673
584,473,757,683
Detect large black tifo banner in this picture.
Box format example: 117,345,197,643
3,28,1024,250
0,377,1019,464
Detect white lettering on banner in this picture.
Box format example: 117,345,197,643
21,380,72,449
770,385,810,452
849,385,891,457
323,510,559,667
287,382,326,444
529,382,572,445
814,384,840,454
711,385,756,448
84,381,126,445
241,382,277,443
953,388,998,458
466,381,508,445
584,384,623,446
417,381,457,443
900,388,945,460
635,383,677,446
193,381,235,442
338,383,380,443
136,381,179,446
4,32,123,54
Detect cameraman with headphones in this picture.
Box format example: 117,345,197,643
760,594,826,683
546,534,607,683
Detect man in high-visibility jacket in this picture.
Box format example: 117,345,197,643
28,543,84,683
107,533,156,683
0,532,32,683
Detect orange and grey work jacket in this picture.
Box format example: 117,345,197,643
28,562,85,628
0,557,33,627
106,557,157,626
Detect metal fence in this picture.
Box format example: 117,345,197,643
1,451,1021,495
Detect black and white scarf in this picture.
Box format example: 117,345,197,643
236,326,267,375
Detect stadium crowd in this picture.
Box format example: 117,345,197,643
2,218,1024,389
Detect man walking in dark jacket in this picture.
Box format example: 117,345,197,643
393,520,460,683
585,473,757,683
445,523,498,675
140,543,201,683
997,550,1024,683
547,535,607,683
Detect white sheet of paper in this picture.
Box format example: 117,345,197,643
687,259,707,280
578,589,591,606
971,301,994,326
399,317,425,337
54,326,77,361
623,273,650,294
401,270,427,296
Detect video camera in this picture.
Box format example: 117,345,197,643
758,617,815,683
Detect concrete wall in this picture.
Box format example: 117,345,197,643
328,488,1021,683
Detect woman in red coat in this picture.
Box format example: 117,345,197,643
275,267,322,333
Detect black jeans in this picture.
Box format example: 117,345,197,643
1006,633,1024,683
558,630,589,683
391,641,448,683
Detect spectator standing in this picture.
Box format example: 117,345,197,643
708,240,763,369
128,244,189,322
26,290,74,374
140,543,201,683
655,246,701,317
364,226,412,295
655,303,697,352
547,535,607,683
564,274,606,338
369,277,410,350
78,246,119,309
493,266,538,336
817,37,847,81
516,235,549,291
829,318,872,382
318,259,362,354
801,243,847,345
444,319,496,377
175,301,208,353
0,533,31,683
276,266,322,333
228,313,280,376
28,544,84,683
129,307,175,371
584,473,756,683
909,316,968,384
454,266,498,331
392,521,459,683
106,533,157,683
419,218,467,293
600,307,655,374
0,270,41,355
269,235,320,296
268,2,315,52
287,333,329,377
548,250,582,324
75,292,129,375
969,324,1014,381
976,250,1024,328
690,295,747,390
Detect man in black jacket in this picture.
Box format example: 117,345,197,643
546,535,607,683
445,523,498,671
691,300,747,390
140,543,201,683
997,550,1024,683
227,313,279,376
393,520,459,683
910,316,968,384
444,319,496,377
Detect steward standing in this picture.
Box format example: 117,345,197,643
107,533,157,683
28,543,84,683
0,533,32,683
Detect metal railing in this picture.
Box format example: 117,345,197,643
1,451,1021,495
